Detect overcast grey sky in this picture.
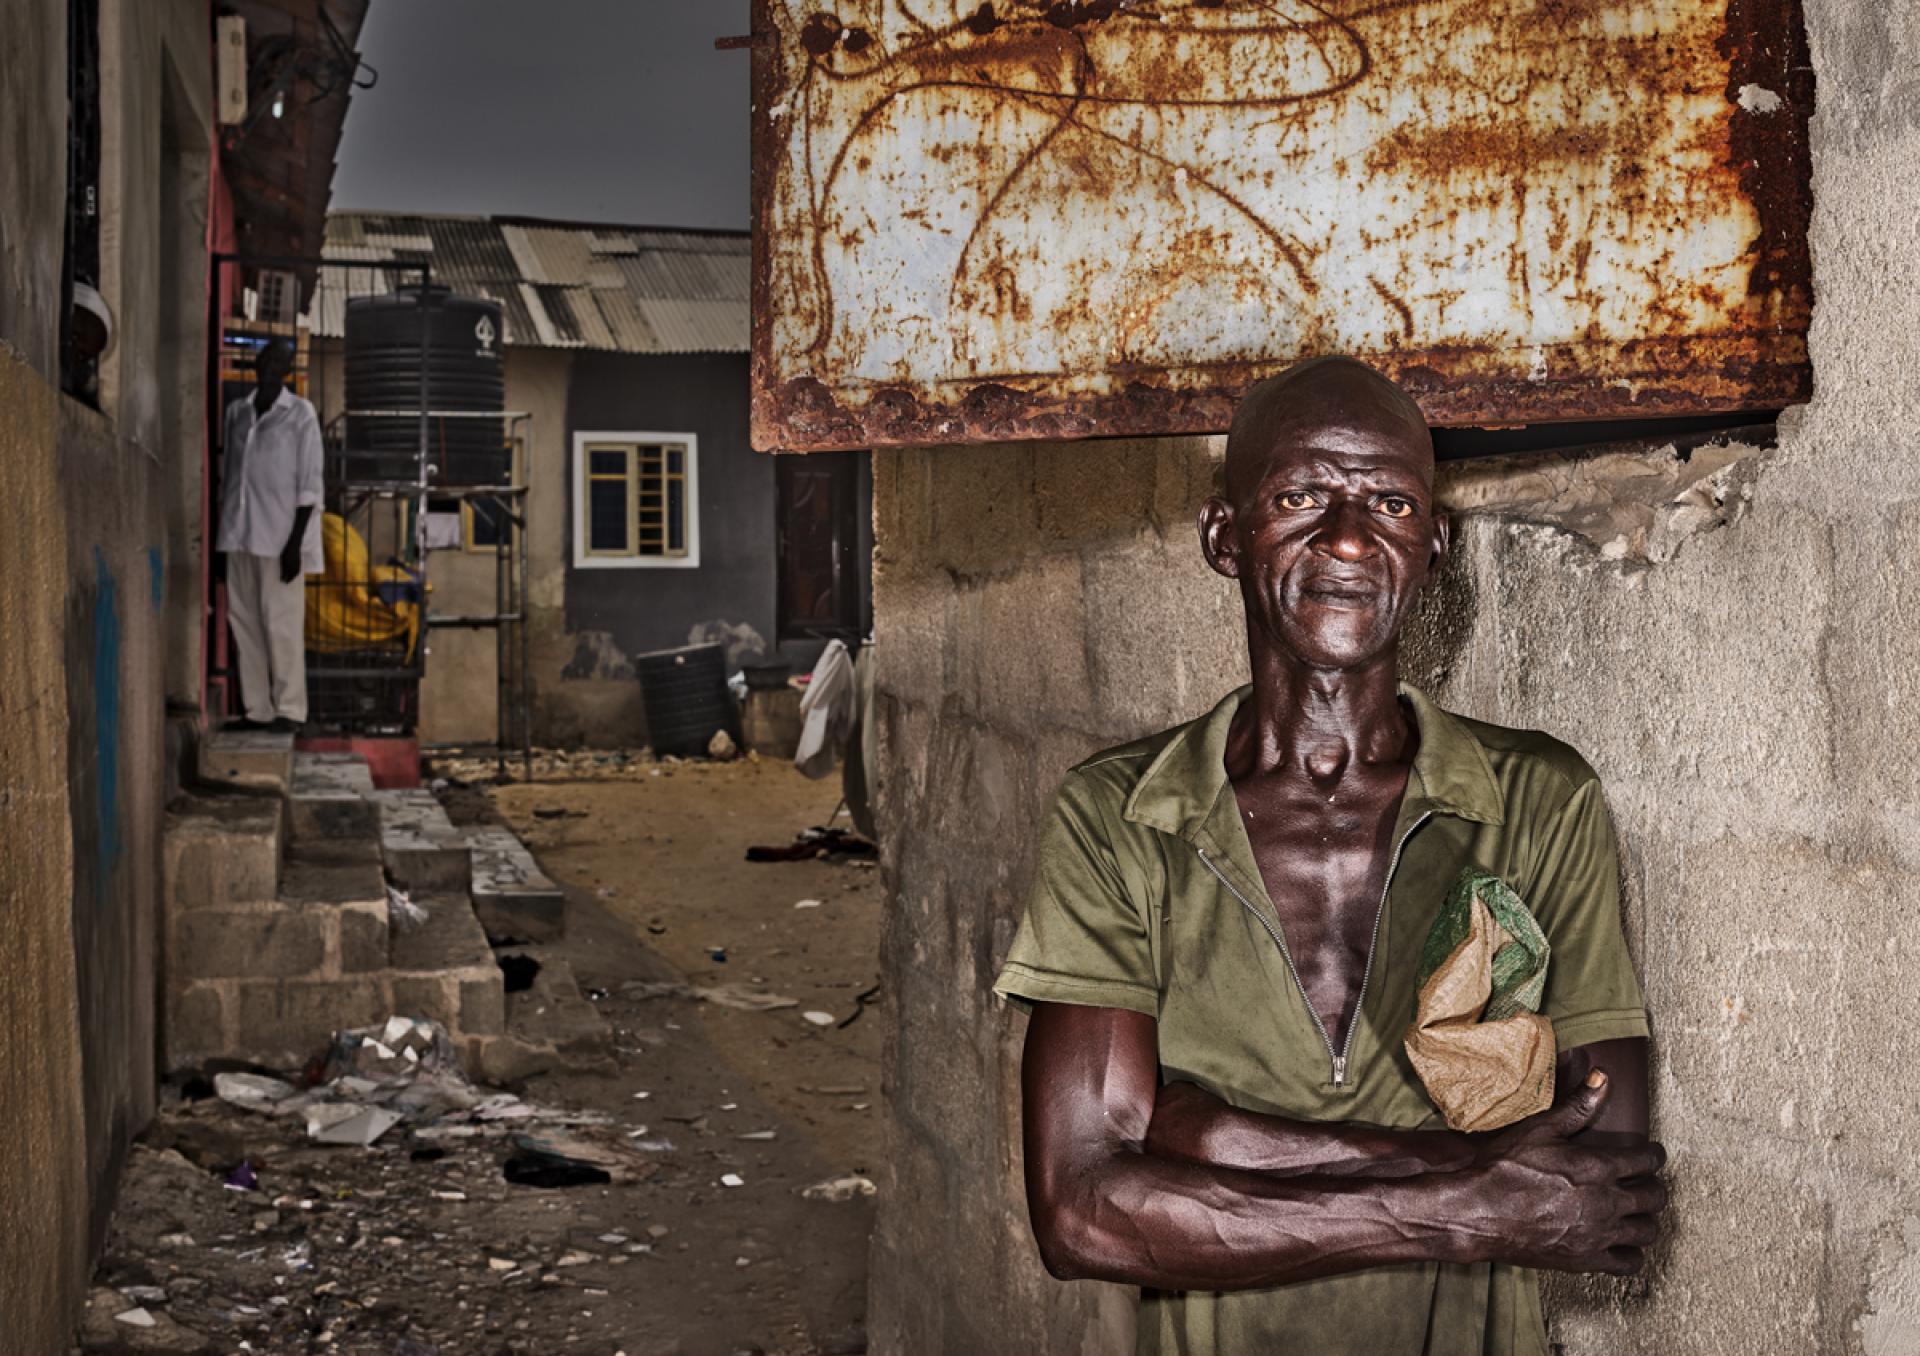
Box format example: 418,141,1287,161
331,0,750,230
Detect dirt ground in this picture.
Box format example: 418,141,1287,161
85,757,883,1356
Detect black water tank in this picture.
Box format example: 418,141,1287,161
636,643,741,758
343,284,506,485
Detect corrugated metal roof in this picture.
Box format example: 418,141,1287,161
309,212,750,355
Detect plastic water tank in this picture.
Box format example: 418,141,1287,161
343,284,506,485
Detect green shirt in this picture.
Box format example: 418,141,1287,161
994,684,1650,1356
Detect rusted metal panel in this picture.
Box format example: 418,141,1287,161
749,0,1812,452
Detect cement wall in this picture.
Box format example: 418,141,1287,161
865,1,1920,1351
0,1,212,1347
0,341,93,1356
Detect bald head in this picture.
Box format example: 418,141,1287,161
1224,357,1432,502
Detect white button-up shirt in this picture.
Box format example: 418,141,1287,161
218,387,324,573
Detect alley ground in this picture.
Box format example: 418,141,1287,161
84,757,883,1356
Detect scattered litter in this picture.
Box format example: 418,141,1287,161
793,898,823,909
224,1161,259,1192
707,729,738,760
708,947,728,963
386,883,430,933
487,1257,517,1273
802,1174,878,1202
503,1150,613,1189
306,1103,402,1146
433,1190,468,1202
597,1233,628,1245
719,1173,745,1188
745,826,877,862
646,1224,671,1239
802,1011,836,1027
557,1250,595,1267
282,1242,313,1271
119,1284,168,1305
627,1138,675,1153
632,1091,651,1100
720,1103,737,1111
618,979,798,1011
114,1307,158,1328
474,1093,537,1122
737,1130,777,1141
213,1071,298,1114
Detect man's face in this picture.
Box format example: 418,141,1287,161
1201,381,1447,671
256,341,293,391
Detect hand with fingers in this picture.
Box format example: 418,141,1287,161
1453,1070,1670,1275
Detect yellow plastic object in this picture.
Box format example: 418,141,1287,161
304,512,422,660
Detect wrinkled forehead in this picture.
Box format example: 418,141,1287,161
1224,359,1433,498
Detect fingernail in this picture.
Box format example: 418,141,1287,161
1586,1070,1607,1088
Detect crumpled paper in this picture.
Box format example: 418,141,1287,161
1403,868,1555,1132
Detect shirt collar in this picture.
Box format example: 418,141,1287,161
245,387,292,421
1122,680,1506,839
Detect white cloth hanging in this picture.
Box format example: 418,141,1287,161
794,639,856,780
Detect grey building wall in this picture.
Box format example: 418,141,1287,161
564,349,870,743
863,1,1920,1351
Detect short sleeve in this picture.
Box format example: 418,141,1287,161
993,770,1159,1017
1527,776,1650,1050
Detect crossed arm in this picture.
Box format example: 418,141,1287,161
1020,1002,1666,1292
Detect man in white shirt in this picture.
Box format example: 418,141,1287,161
217,337,323,732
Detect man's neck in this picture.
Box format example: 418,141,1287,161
1229,644,1412,783
254,385,280,415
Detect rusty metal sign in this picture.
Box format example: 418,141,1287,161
749,0,1812,452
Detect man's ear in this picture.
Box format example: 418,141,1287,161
1428,509,1452,576
1199,496,1240,580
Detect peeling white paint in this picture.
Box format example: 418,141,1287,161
1861,1219,1920,1356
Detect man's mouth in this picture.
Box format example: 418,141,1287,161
1298,576,1379,605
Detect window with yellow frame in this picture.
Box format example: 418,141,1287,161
571,431,699,569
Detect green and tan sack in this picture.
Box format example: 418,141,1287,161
1404,868,1555,1132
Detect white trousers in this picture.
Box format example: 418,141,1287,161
227,552,307,723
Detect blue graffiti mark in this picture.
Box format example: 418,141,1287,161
92,547,122,874
148,545,164,611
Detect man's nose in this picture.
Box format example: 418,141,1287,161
1309,500,1376,562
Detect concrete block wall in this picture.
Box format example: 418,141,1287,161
864,2,1920,1351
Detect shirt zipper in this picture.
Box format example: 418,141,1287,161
1196,809,1430,1088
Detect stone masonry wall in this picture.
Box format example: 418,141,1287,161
865,2,1920,1351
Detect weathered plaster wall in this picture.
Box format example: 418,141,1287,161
0,0,69,381
866,2,1920,1351
0,2,211,1346
0,346,92,1356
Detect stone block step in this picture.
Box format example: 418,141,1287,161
171,975,393,1073
164,793,283,911
388,892,507,1040
372,789,472,893
166,838,391,1069
289,752,380,842
469,953,610,1083
199,727,295,793
468,826,566,945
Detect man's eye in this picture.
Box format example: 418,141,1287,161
1277,492,1316,510
1377,497,1415,519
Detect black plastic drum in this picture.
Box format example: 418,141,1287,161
636,643,741,758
